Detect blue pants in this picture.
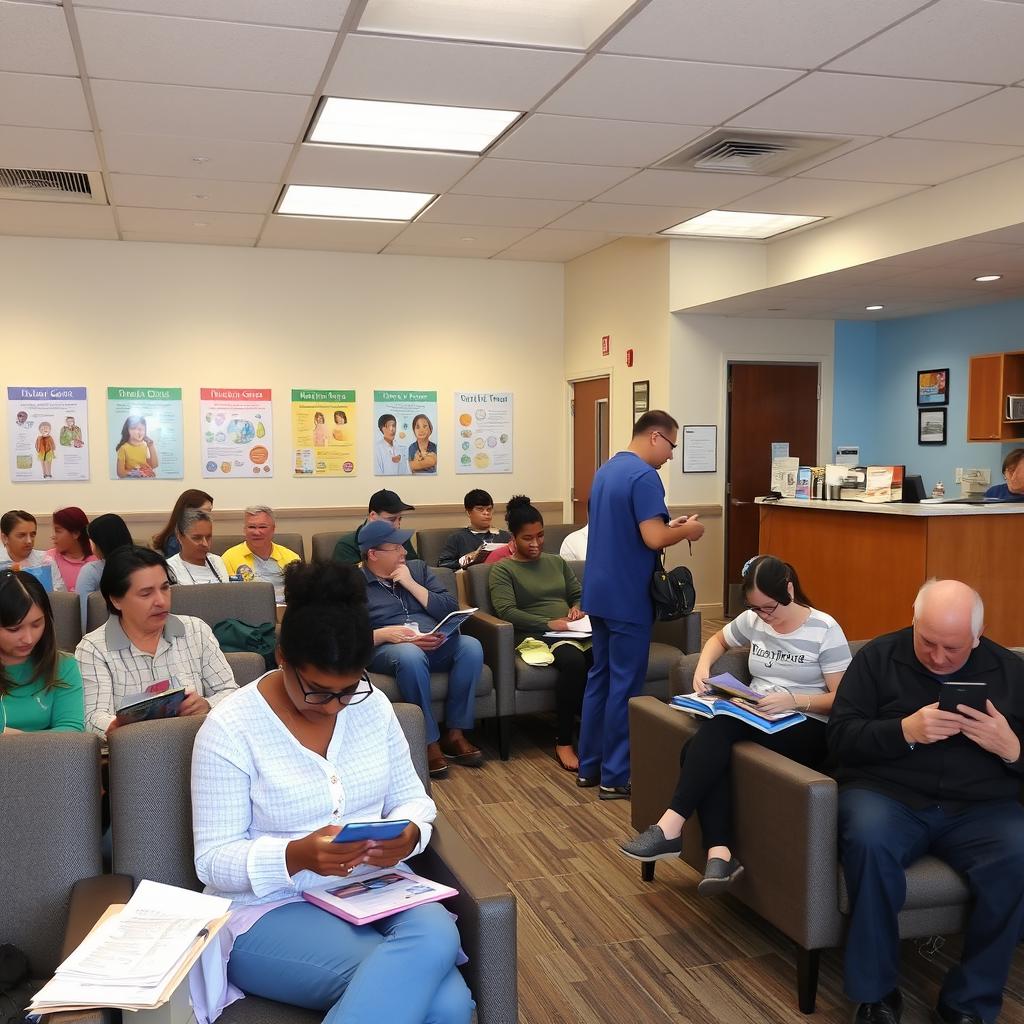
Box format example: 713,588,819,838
368,635,482,743
228,901,473,1024
576,614,651,787
839,788,1024,1021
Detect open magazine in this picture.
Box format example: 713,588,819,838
303,866,458,925
670,672,805,734
408,608,478,639
115,678,187,726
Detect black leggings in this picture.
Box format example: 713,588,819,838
668,715,827,850
551,644,592,745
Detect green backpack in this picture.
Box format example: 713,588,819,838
212,619,277,670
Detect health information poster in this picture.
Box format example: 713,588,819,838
372,390,438,477
8,386,90,482
453,391,513,474
107,386,183,480
200,388,273,479
291,389,357,477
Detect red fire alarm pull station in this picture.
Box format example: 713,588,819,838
601,335,610,356
626,348,634,367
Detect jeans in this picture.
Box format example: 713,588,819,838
228,901,473,1024
368,634,483,743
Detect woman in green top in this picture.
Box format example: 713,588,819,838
487,496,591,773
0,568,84,733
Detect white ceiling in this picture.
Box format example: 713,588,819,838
4,0,1024,317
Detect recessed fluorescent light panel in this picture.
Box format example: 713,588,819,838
359,0,635,49
865,304,884,311
974,274,1002,282
310,98,520,155
661,210,823,240
277,185,435,221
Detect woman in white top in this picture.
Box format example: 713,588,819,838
0,510,66,591
619,555,852,894
189,560,472,1024
166,508,229,586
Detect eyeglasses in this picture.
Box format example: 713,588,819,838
653,431,678,451
746,600,780,618
294,668,373,707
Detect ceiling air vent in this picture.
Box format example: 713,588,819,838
656,130,847,176
0,168,108,204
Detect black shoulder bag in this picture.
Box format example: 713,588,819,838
650,543,696,621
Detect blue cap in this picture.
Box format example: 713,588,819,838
358,519,414,553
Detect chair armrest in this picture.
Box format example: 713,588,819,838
651,611,702,654
61,874,135,960
412,813,517,1024
461,613,516,718
628,697,698,832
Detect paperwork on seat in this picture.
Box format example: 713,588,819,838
28,879,230,1014
544,614,592,638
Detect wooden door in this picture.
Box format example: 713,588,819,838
571,377,610,525
725,363,819,607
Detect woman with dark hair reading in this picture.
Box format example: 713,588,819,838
619,555,852,894
0,570,84,733
0,509,67,591
189,560,473,1024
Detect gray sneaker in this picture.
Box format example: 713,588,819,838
618,825,683,862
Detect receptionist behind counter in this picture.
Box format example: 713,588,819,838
985,448,1024,502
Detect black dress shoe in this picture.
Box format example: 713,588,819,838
933,1002,983,1024
852,989,903,1024
576,774,599,788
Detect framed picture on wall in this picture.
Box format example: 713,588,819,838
632,380,650,424
919,407,947,445
917,367,949,406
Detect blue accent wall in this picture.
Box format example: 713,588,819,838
834,298,1024,492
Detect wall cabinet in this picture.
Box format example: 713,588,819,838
967,350,1024,441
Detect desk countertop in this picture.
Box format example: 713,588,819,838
755,497,1024,517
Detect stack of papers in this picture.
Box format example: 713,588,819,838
29,880,230,1014
545,614,592,638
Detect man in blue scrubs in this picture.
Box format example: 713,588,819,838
577,410,705,798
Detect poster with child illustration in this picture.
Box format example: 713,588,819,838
291,389,357,477
7,386,90,482
107,386,183,480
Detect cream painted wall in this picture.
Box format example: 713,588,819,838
0,236,565,526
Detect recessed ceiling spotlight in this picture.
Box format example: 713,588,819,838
974,274,1002,283
191,156,211,164
865,304,884,311
660,210,823,239
460,236,477,242
192,193,210,200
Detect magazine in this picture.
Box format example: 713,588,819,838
670,676,806,734
115,678,187,726
408,608,478,639
303,867,459,925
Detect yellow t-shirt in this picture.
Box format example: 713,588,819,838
117,441,150,473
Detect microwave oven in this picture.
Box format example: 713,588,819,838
1008,395,1024,422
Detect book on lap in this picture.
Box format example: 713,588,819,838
670,692,805,734
303,866,458,925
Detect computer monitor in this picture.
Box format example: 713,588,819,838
902,474,926,503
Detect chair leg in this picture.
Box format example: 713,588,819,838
497,716,511,761
641,862,655,882
796,946,820,1014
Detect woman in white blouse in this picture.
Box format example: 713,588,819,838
166,508,229,585
189,560,473,1024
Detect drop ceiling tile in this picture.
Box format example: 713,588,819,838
418,195,579,228
0,126,100,169
91,80,312,144
495,229,616,261
118,207,265,236
75,9,335,92
732,72,996,136
0,72,90,131
801,137,1024,184
289,145,476,192
540,55,802,124
884,265,1023,289
450,159,634,200
826,0,1024,85
596,168,779,207
898,87,1024,145
723,177,924,217
603,0,930,69
548,202,703,233
73,0,350,30
390,222,533,248
0,199,117,239
109,174,279,213
259,215,404,251
102,133,292,181
120,230,256,246
491,114,707,167
324,34,582,110
0,1,78,75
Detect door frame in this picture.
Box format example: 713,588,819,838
565,370,615,524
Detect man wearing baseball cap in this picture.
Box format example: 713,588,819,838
333,489,419,565
359,519,484,777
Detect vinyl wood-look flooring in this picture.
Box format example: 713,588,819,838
432,616,1024,1024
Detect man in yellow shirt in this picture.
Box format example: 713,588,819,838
222,505,301,602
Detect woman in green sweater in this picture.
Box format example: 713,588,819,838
488,496,591,773
0,568,84,733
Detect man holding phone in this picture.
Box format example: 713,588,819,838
828,579,1024,1024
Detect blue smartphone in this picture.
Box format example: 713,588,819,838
332,819,412,843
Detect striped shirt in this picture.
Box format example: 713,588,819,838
191,680,436,906
76,613,236,734
723,607,852,723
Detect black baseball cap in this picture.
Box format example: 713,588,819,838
368,489,415,514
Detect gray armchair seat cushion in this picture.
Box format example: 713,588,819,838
370,664,494,702
837,855,971,916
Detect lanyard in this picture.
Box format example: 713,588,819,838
376,578,412,624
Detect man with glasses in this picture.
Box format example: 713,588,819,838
222,505,300,603
577,410,705,800
359,519,483,778
333,489,420,566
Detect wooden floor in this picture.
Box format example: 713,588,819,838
431,618,1024,1024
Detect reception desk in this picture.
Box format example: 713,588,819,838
757,498,1024,645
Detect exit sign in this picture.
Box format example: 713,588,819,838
601,335,610,356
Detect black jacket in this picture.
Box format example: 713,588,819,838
827,627,1024,809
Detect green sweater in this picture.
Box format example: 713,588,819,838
1,653,85,733
488,554,582,635
333,521,419,565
